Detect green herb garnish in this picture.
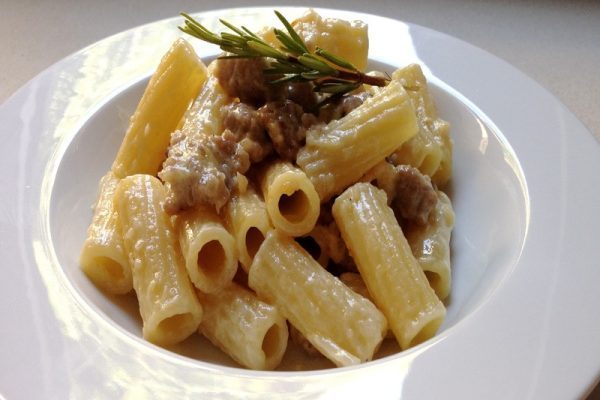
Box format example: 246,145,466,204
178,11,389,97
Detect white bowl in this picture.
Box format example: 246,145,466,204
1,7,599,399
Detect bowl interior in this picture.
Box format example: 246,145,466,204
49,62,529,370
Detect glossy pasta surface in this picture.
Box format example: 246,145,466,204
333,183,446,349
80,171,131,294
249,230,387,367
80,9,454,371
115,174,202,345
198,282,289,370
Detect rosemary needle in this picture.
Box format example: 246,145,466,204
178,10,390,98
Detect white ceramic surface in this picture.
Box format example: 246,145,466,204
0,7,599,399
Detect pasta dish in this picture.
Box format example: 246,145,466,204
79,9,454,370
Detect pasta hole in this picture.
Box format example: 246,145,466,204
98,257,124,280
197,240,226,279
157,313,194,336
262,324,282,359
295,236,321,261
278,191,309,224
245,227,265,259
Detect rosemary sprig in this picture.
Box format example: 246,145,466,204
178,11,389,97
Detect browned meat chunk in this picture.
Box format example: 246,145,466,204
160,97,318,214
363,162,437,225
159,130,250,214
257,100,318,160
282,82,318,112
160,61,370,215
214,57,320,111
214,58,275,106
318,91,371,123
391,164,438,225
221,102,272,163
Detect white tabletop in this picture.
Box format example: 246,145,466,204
1,0,599,398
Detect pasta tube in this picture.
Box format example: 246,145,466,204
340,272,394,339
262,10,369,72
333,182,445,350
406,191,455,300
114,174,202,345
296,80,418,202
175,205,238,294
175,69,231,139
224,184,272,272
248,230,387,367
158,73,237,215
259,161,320,237
197,282,288,370
80,171,131,294
388,64,452,186
112,39,207,178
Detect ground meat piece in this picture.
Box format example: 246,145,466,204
212,130,250,185
363,162,437,225
390,164,438,225
214,58,276,106
257,100,318,160
282,82,318,112
159,130,250,214
340,92,369,113
214,58,320,110
318,91,371,123
221,102,272,163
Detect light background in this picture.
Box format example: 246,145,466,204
1,0,598,398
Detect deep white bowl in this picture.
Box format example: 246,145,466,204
1,7,599,399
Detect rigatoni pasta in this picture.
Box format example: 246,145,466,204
158,73,237,215
197,282,288,370
296,80,419,202
175,205,238,293
224,183,272,272
340,272,394,339
262,9,369,72
259,160,320,237
112,39,208,178
172,72,231,139
405,191,455,300
81,9,455,371
339,272,370,299
333,182,446,349
114,174,202,345
388,64,452,187
248,230,387,367
80,171,131,294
